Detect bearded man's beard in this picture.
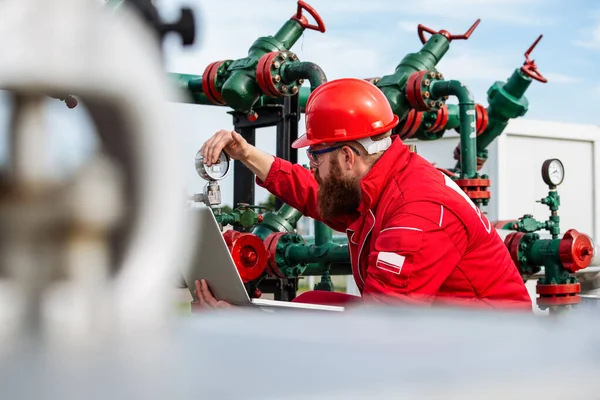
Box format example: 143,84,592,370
316,159,362,220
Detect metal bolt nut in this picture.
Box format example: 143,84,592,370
424,79,431,86
297,79,304,85
273,75,281,83
429,71,436,79
290,53,297,61
281,85,288,93
280,52,287,59
423,91,430,98
437,101,444,108
437,72,443,79
429,101,436,108
273,61,280,69
444,95,449,100
291,86,299,95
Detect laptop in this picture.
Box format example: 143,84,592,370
180,206,345,313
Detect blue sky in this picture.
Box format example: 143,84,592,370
1,0,598,208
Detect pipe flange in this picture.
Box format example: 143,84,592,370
559,229,595,273
264,232,288,278
405,70,445,112
454,178,491,201
256,50,301,98
475,103,489,135
223,230,269,283
201,60,231,105
395,109,423,139
536,283,581,306
425,104,449,133
504,232,526,273
263,231,305,278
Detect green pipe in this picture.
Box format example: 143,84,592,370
524,238,560,268
302,262,351,276
280,62,327,91
430,80,476,178
287,242,349,266
476,68,532,153
303,236,347,245
413,104,460,141
314,220,332,246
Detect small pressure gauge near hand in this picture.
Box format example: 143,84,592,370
195,150,231,181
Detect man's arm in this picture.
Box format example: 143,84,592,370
362,202,467,306
201,129,350,231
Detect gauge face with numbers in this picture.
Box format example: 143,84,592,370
541,158,564,187
195,150,231,181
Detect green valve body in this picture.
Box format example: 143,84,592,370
477,68,532,155
252,204,303,240
220,20,305,113
476,34,547,159
376,33,450,121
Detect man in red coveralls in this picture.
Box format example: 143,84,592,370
197,78,532,311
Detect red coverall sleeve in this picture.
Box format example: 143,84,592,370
255,157,349,232
362,204,466,306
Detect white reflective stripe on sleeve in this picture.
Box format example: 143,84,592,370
380,226,423,233
376,251,406,275
439,205,444,227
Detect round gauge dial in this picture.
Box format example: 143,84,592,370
541,158,564,187
195,150,231,181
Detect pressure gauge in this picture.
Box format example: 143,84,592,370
541,158,564,187
195,150,231,181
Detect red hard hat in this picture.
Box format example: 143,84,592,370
291,78,399,148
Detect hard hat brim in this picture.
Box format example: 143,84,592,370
291,114,400,149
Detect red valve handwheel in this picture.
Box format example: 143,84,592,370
223,230,269,283
291,0,326,33
521,34,547,83
417,18,481,44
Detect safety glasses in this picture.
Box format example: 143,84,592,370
306,145,360,167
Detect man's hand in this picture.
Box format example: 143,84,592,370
193,279,233,310
200,129,250,166
199,129,275,182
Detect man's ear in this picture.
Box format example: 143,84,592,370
339,146,357,170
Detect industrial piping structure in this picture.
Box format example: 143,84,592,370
56,0,596,312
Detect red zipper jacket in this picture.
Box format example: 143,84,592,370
256,136,532,310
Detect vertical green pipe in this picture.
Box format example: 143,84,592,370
430,80,476,178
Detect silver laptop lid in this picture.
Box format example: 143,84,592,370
180,207,252,306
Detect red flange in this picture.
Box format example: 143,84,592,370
223,230,269,283
454,178,491,201
263,232,288,278
493,220,518,229
405,70,434,111
504,232,526,273
536,283,581,306
201,60,227,105
559,229,595,273
475,103,489,135
256,52,285,98
397,109,423,139
426,104,449,133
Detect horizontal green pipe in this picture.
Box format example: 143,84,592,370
287,243,349,266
